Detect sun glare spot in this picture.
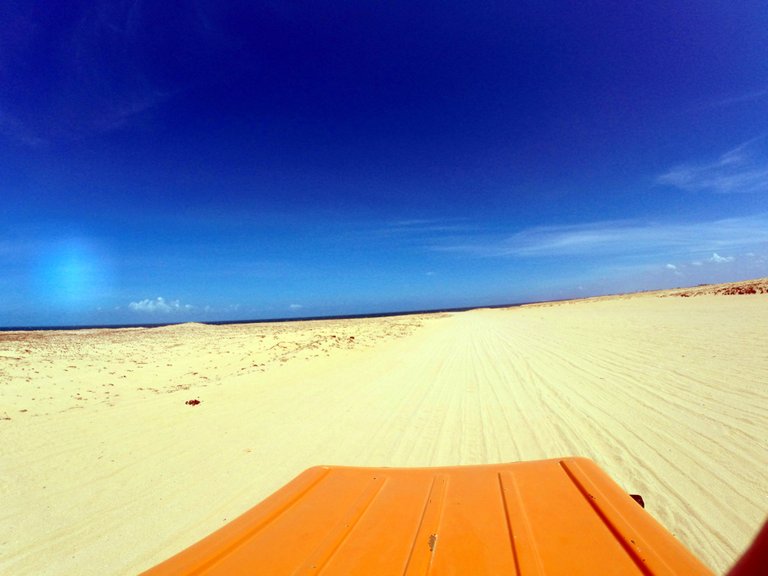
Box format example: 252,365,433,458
34,239,112,310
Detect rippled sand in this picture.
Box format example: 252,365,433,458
2,285,766,574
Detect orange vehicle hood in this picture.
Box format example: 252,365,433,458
142,457,712,575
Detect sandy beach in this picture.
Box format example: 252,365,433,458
1,282,767,575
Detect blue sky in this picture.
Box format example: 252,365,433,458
2,1,768,326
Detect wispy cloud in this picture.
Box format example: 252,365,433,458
431,214,768,261
380,218,473,236
0,2,169,145
658,138,768,194
129,297,193,313
0,108,48,147
694,87,768,110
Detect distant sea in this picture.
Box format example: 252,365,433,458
0,302,529,332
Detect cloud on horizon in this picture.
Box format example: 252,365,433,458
129,297,193,313
658,138,768,194
709,252,734,263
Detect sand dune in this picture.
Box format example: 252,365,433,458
1,288,766,574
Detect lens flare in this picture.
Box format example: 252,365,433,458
33,238,112,312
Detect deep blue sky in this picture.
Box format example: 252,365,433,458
2,1,768,326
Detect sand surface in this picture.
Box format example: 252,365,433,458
1,288,767,574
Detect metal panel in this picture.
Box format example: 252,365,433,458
142,458,713,575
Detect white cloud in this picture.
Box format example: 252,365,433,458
289,304,303,310
665,264,677,270
431,214,768,260
658,138,768,194
709,253,734,263
129,297,193,313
